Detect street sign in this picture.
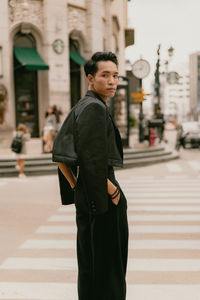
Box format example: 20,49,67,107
131,88,149,104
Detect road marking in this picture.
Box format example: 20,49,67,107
20,239,76,249
128,215,200,221
165,163,183,172
57,206,75,213
48,213,200,223
128,258,200,271
164,175,189,179
188,160,200,171
0,181,7,187
122,182,200,186
124,187,200,192
131,240,200,249
2,257,200,272
19,239,200,250
48,215,75,222
0,283,199,300
0,258,77,270
127,198,200,203
0,282,76,300
128,206,200,212
125,192,200,198
132,225,200,233
126,285,200,300
36,225,77,234
36,224,200,234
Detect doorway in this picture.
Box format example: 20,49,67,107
14,33,39,137
69,39,81,107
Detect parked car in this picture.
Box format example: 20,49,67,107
176,122,200,150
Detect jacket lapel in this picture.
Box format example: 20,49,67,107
86,90,123,161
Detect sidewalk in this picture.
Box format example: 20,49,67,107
0,129,173,158
0,130,179,177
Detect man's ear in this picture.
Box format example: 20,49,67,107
88,74,94,85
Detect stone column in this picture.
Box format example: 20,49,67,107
0,0,14,149
0,0,13,127
43,0,70,120
86,0,104,53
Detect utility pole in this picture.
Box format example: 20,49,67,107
138,79,144,142
131,83,149,143
154,44,161,112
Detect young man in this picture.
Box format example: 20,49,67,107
53,52,129,300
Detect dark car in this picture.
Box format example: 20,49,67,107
176,122,200,150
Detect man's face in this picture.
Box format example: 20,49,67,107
88,61,119,101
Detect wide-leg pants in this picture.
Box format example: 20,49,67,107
76,167,129,300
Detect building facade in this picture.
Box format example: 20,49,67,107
0,0,133,148
190,52,200,120
163,67,190,124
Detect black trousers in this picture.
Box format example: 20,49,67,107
76,167,129,300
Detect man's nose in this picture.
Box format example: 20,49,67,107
108,76,115,84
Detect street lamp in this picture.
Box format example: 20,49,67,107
154,44,175,112
168,46,174,58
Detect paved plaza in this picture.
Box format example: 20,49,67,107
0,149,200,299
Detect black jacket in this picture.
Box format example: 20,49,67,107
52,90,123,214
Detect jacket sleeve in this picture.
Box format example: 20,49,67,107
76,102,108,214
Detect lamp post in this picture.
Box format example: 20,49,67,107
132,59,150,142
154,44,161,111
154,44,175,113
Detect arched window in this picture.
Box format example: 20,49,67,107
13,32,39,137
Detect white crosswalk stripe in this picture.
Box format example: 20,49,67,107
166,163,183,172
188,160,200,171
36,225,77,234
18,239,200,250
35,224,200,234
0,283,199,300
2,257,200,272
20,239,75,249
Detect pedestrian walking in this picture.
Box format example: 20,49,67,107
52,51,129,300
52,104,63,131
43,107,57,153
155,107,165,142
11,123,30,178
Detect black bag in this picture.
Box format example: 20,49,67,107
11,134,23,153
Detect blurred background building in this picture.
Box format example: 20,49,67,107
190,52,200,121
0,0,134,149
163,64,190,125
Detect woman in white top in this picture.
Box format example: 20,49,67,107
43,107,57,153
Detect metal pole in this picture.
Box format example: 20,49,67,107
154,44,161,112
138,78,144,142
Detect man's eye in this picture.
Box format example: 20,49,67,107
114,75,119,79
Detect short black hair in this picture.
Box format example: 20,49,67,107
84,51,118,77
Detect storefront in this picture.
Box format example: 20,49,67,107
13,32,49,137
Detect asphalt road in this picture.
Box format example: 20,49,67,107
0,146,200,299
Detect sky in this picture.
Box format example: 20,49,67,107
126,0,200,90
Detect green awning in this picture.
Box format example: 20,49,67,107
14,47,49,71
70,51,86,66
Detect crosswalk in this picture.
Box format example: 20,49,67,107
1,165,200,299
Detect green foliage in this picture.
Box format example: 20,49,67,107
129,115,137,128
